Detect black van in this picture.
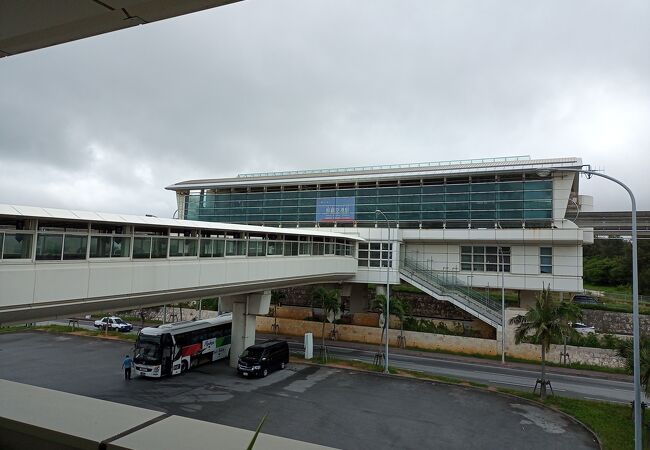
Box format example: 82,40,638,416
237,340,289,377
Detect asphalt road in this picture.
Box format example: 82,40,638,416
280,339,634,404
0,331,597,450
38,319,633,404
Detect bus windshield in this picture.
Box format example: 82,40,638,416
134,335,162,364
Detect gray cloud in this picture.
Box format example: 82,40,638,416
0,0,648,216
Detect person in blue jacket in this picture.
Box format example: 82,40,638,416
122,354,132,380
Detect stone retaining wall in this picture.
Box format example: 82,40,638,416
581,308,650,336
257,315,626,368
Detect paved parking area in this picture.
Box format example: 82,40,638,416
0,332,598,449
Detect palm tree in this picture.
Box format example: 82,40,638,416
312,286,340,361
617,337,650,396
372,294,406,351
509,285,582,400
270,290,285,334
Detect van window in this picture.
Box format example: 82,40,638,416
241,348,263,358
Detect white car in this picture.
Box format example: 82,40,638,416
572,322,596,335
94,316,133,332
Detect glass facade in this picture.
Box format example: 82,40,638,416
182,176,553,229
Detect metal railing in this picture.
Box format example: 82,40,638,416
400,257,502,325
237,155,531,178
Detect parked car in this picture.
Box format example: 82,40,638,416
571,294,599,305
93,316,133,332
572,322,596,335
237,340,289,378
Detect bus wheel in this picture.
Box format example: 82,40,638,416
262,368,268,377
181,361,188,373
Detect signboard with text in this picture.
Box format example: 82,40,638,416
316,197,355,222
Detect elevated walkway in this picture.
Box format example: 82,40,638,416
0,204,361,325
399,257,503,329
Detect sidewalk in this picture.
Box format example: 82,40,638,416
258,331,632,382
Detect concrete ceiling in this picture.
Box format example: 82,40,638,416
0,0,242,58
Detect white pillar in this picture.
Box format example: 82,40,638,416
224,291,271,368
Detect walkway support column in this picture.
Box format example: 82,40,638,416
221,291,271,368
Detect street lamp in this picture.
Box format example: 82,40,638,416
375,209,391,374
499,246,505,364
537,166,641,449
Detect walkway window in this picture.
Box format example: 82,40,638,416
151,237,168,258
284,236,299,256
63,235,88,260
200,239,213,257
112,237,131,257
36,234,63,260
540,247,553,274
90,236,111,257
299,236,311,256
324,238,335,255
248,236,266,257
90,235,131,258
461,246,510,272
267,235,283,256
169,238,198,257
200,238,225,257
89,224,131,259
312,237,324,255
133,237,152,259
225,233,246,256
1,233,32,259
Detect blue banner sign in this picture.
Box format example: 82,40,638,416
316,197,355,222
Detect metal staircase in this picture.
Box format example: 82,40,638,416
399,257,503,329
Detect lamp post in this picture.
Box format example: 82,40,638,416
537,166,641,449
375,209,391,374
499,246,505,364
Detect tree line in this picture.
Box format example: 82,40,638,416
583,238,650,294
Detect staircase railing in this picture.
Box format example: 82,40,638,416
400,256,502,325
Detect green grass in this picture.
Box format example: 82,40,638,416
580,283,650,314
584,283,633,295
499,389,635,450
0,325,34,334
579,302,650,315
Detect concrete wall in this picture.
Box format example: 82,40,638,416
258,313,626,368
257,316,498,355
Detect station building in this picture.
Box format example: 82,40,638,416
167,156,594,329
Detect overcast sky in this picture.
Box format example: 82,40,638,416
1,0,648,217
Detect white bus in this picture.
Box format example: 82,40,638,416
133,313,232,378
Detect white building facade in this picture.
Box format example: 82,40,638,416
168,156,594,326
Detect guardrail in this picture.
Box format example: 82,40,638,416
400,257,502,326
